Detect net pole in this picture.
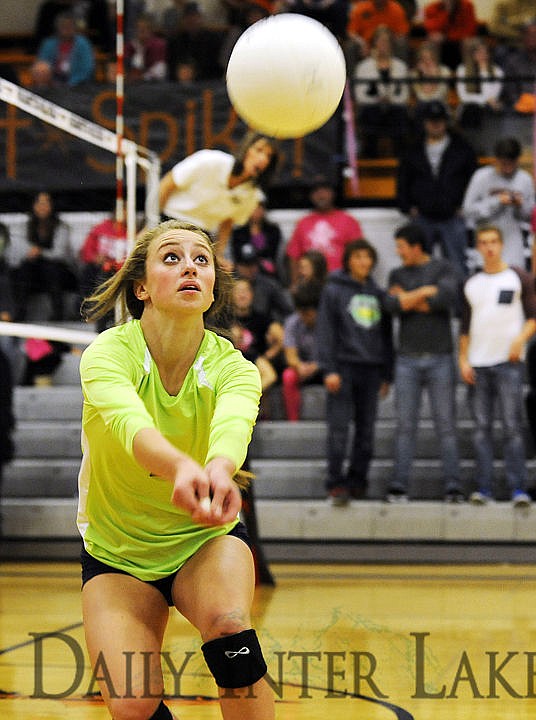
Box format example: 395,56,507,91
115,0,126,232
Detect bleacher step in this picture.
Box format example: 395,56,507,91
3,498,535,543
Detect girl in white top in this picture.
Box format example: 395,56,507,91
410,40,452,107
456,38,504,122
159,132,279,262
353,26,410,108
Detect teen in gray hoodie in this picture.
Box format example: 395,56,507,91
316,238,393,505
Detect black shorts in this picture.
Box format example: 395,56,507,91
81,521,251,606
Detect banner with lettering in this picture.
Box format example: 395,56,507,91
0,80,341,207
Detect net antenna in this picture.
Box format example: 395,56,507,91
0,78,161,246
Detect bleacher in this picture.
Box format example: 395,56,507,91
1,208,535,564
3,372,536,564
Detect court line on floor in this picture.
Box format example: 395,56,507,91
0,623,83,657
273,570,536,582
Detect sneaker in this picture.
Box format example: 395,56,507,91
445,490,465,504
386,488,409,503
328,486,350,507
469,490,492,505
512,490,531,508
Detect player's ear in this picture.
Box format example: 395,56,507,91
134,281,149,301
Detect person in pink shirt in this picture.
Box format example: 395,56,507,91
125,14,168,81
79,213,130,331
285,177,363,289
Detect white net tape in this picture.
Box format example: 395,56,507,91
0,77,161,237
0,321,97,347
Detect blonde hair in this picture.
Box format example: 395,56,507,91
81,219,233,325
462,38,494,95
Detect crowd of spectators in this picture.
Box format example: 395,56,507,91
1,148,536,505
2,0,536,507
4,0,530,165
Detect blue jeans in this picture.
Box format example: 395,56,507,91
326,364,382,491
471,362,527,495
415,215,468,278
393,354,461,494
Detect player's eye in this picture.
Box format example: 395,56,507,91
163,251,179,263
195,253,210,264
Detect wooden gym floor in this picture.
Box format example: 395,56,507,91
1,561,536,719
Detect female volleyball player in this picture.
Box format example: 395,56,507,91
78,220,274,720
158,132,279,263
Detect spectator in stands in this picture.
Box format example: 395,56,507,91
79,211,130,332
143,0,180,34
229,277,283,392
422,0,479,70
11,191,78,323
21,338,71,386
281,0,349,40
231,201,283,280
159,131,279,265
396,99,477,278
295,249,328,287
383,223,463,503
459,224,536,506
285,176,363,289
159,0,189,37
353,25,411,158
33,0,112,52
219,3,269,71
173,58,199,86
462,137,535,269
455,37,504,129
234,243,294,323
123,0,147,44
0,224,17,365
167,2,225,81
317,238,393,505
220,0,275,29
125,14,168,81
281,281,323,421
500,20,536,112
347,0,410,62
409,40,452,132
488,0,536,45
31,11,96,87
0,225,13,317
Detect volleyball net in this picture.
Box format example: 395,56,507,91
0,76,163,351
0,77,161,242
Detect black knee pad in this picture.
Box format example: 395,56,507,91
201,628,267,688
148,700,173,719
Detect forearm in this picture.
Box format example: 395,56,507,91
458,334,470,363
395,286,437,311
132,427,191,482
518,319,536,346
284,346,301,369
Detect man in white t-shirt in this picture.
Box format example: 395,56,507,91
459,224,536,506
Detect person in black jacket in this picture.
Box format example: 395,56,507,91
397,100,477,278
316,239,393,505
231,201,283,280
383,222,463,503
